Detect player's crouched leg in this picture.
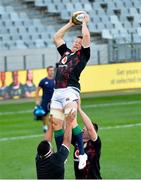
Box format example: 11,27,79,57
64,102,87,170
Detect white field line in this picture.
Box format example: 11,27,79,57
0,110,31,115
0,134,43,142
0,123,141,142
83,100,141,108
0,100,141,116
100,122,141,130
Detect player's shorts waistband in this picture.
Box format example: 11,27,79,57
54,86,80,93
68,86,80,93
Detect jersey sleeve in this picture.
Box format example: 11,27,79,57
57,43,70,56
81,46,90,62
52,144,69,164
91,136,101,154
39,79,44,88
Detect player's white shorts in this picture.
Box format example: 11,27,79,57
50,86,80,110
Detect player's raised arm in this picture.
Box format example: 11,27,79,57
35,86,41,105
62,110,76,149
53,19,74,47
44,115,54,142
82,14,90,48
78,101,97,141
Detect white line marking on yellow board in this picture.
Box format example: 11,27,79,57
0,100,141,116
0,123,141,142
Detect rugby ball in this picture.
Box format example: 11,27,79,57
72,11,87,25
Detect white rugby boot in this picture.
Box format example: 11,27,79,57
78,153,88,170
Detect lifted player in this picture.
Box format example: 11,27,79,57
73,101,102,179
50,14,90,169
35,66,55,132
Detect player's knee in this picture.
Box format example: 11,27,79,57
65,101,77,110
64,107,78,129
53,119,63,130
50,109,65,121
64,102,77,116
72,119,78,128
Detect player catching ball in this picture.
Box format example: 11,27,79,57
50,11,90,169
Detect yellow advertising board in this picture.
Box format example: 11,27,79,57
0,69,47,100
0,62,141,100
3,69,47,87
80,62,141,92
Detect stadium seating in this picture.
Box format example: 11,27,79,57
0,0,141,66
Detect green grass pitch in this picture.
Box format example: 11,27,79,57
0,93,141,179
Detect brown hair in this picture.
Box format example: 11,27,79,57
92,122,98,132
47,66,54,71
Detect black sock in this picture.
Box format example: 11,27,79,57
72,125,85,155
54,129,64,151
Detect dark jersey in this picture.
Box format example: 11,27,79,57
74,137,102,179
39,77,55,104
7,83,25,99
24,83,36,94
36,144,69,179
0,86,8,99
55,44,90,90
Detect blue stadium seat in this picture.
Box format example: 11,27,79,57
35,0,47,7
102,29,113,39
84,3,92,11
47,4,58,13
0,0,141,51
61,11,71,21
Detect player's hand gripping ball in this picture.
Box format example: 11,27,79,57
72,11,88,25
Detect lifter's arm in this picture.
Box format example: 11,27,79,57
44,115,53,142
62,110,76,149
53,20,74,47
35,86,41,105
82,14,90,48
78,101,97,141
